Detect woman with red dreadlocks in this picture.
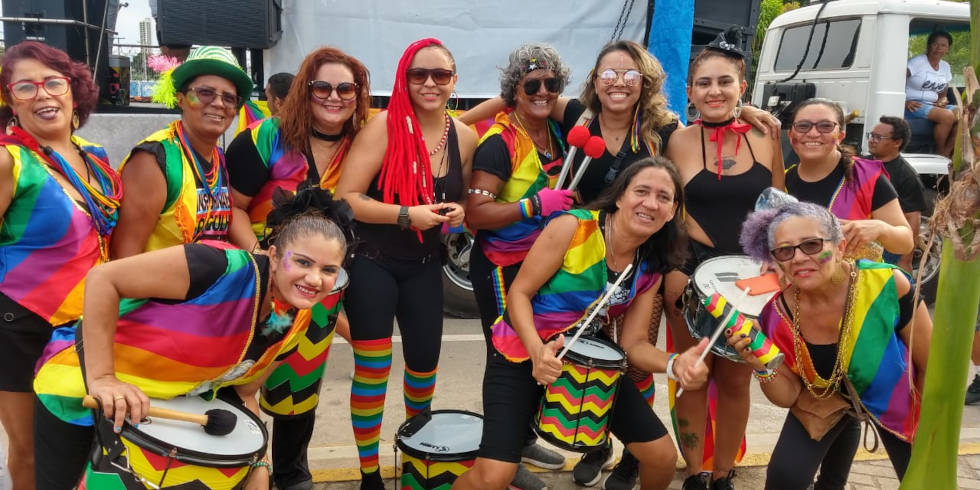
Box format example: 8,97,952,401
335,38,477,490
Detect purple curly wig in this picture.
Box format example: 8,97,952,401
739,201,843,262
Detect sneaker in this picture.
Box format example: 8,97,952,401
522,442,566,470
510,464,548,490
710,470,736,490
681,472,710,490
601,450,638,490
359,470,384,490
572,442,614,487
967,375,980,405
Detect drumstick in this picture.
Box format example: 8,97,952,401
557,263,633,360
555,126,590,189
82,395,237,436
567,136,607,191
676,286,752,397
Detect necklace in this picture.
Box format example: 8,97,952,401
512,110,554,160
426,112,451,157
790,260,858,399
311,126,344,141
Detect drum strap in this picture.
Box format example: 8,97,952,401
74,327,130,465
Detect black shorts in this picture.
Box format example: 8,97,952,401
0,293,55,392
478,336,668,463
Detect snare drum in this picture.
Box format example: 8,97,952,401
535,335,625,452
79,396,268,490
395,410,483,490
683,255,777,362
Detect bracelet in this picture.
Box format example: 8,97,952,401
753,368,776,383
467,188,497,200
251,460,271,470
665,353,679,381
518,198,534,219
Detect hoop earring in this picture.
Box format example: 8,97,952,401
5,115,18,135
72,110,80,131
447,90,459,113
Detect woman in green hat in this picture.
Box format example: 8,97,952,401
110,46,253,258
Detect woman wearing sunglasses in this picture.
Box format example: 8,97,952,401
464,42,573,489
110,46,253,259
785,99,913,260
335,38,477,490
224,46,368,490
0,41,121,490
660,34,784,490
731,200,930,488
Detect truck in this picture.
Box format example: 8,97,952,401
751,0,970,302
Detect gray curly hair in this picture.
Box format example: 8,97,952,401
739,201,844,262
499,43,571,106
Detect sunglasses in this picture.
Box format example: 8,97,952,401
791,120,838,134
770,238,828,262
523,77,560,95
309,80,359,101
405,68,455,86
7,76,70,100
597,69,642,87
185,86,242,108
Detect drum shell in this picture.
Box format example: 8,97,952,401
395,410,482,490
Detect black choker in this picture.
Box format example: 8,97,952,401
311,127,343,141
700,117,735,128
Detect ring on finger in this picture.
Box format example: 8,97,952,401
113,394,125,401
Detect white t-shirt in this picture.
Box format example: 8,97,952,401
906,54,951,104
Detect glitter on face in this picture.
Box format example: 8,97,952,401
817,250,833,264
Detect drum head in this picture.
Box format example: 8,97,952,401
330,267,349,294
692,255,774,317
561,335,624,367
134,397,266,457
395,410,483,462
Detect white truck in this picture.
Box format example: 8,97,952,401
751,0,970,301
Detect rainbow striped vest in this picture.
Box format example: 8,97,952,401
758,260,919,441
477,111,563,267
491,209,661,362
0,136,111,325
33,246,311,426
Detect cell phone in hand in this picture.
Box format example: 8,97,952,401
438,207,453,216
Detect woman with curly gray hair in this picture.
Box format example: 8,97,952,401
464,42,572,489
730,200,930,489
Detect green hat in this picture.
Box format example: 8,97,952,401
152,46,253,108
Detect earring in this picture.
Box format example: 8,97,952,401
830,257,846,285
447,90,459,113
72,110,80,130
5,115,18,135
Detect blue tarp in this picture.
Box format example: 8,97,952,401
648,0,693,124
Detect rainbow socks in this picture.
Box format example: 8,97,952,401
350,338,393,473
404,366,438,418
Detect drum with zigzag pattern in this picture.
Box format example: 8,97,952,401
395,410,482,490
535,335,625,452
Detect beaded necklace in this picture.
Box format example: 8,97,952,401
426,112,451,157
175,121,224,237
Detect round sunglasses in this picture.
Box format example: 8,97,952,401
308,80,359,101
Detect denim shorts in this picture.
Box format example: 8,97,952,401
905,101,957,119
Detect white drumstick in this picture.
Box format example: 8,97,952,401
676,286,751,397
567,156,596,191
557,263,633,360
554,146,577,189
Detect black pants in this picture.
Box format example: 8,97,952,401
272,412,316,488
345,253,443,370
34,396,94,490
766,412,912,489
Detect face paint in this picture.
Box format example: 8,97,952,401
817,250,833,264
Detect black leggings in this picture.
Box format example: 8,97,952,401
34,397,94,490
344,254,443,370
766,412,912,490
271,412,316,488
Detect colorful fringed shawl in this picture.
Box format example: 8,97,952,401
758,260,919,441
490,209,660,362
0,136,117,325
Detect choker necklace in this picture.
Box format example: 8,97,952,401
699,117,735,128
311,127,344,142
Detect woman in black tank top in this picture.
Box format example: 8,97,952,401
335,38,477,490
662,40,785,490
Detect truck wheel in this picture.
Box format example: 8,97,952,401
912,216,941,305
441,232,479,318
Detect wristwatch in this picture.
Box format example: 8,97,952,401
397,206,411,230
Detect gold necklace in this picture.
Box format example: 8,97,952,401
512,111,553,159
790,259,858,399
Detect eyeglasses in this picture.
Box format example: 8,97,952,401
7,76,71,100
405,68,454,85
791,120,838,134
867,132,896,142
523,77,560,95
597,69,642,87
185,86,242,108
308,80,358,101
770,238,828,262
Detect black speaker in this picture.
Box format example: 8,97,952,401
156,0,282,49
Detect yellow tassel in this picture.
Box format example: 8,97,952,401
151,68,178,109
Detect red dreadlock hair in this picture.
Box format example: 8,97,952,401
377,38,452,207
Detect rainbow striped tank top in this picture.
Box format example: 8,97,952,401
0,136,113,325
758,260,919,441
491,209,661,362
120,120,231,251
33,246,312,426
477,111,564,267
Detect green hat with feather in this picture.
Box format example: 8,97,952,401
152,46,253,108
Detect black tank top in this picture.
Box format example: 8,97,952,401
683,129,771,254
357,121,464,259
